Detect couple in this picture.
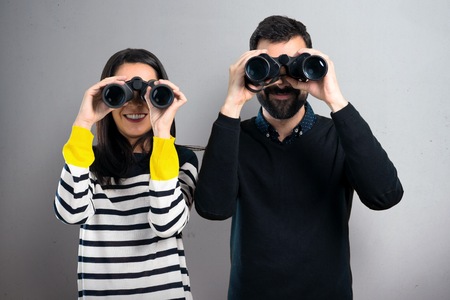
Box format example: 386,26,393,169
54,15,403,300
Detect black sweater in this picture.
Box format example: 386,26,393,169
195,103,403,300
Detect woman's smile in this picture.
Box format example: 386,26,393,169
124,113,148,122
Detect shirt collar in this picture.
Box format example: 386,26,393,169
255,101,317,144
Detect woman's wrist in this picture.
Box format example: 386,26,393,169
73,118,94,130
152,126,171,139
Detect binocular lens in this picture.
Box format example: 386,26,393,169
102,84,131,108
303,56,328,81
151,86,174,108
245,56,270,82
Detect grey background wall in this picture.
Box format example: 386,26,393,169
1,0,449,299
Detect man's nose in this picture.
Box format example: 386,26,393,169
273,67,291,87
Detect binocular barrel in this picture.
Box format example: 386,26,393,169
245,53,328,87
289,54,328,81
102,78,174,109
245,56,273,84
148,83,175,109
102,83,134,108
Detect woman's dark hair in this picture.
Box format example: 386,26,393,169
249,15,313,50
91,48,175,185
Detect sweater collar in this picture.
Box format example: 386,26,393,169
255,101,317,144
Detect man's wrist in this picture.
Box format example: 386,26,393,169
220,100,244,119
327,97,349,113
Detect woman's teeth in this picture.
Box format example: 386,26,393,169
125,114,146,120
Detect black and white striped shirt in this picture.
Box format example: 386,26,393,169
55,133,198,299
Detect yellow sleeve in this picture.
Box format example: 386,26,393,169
62,126,95,168
150,136,179,180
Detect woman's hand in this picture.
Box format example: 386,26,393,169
73,76,127,129
144,79,187,139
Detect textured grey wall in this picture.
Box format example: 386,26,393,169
1,0,449,299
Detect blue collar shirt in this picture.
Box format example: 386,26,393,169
255,102,317,145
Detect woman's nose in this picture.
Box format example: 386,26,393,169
128,95,145,106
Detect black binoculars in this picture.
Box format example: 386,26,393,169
102,77,174,109
244,53,328,92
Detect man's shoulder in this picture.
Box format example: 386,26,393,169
315,114,334,126
241,116,257,127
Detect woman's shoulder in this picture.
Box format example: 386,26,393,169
175,145,199,167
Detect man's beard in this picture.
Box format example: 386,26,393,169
256,85,308,120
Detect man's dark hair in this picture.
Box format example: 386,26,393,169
249,15,313,50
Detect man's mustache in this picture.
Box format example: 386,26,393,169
264,85,300,96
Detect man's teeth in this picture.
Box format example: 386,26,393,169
126,114,146,120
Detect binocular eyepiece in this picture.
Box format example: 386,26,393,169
244,53,328,92
102,77,174,109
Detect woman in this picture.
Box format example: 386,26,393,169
54,48,198,299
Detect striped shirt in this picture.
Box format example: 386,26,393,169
55,127,198,299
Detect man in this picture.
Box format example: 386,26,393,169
195,15,403,299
